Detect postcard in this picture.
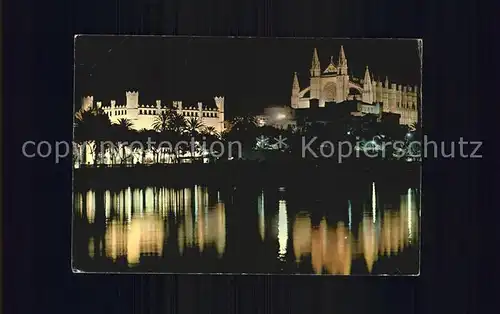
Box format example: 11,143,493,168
72,36,421,275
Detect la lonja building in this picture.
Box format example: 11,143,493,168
291,46,419,126
79,94,226,134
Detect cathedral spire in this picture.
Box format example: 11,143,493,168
292,72,300,90
363,66,374,104
291,72,300,108
364,66,372,85
338,45,348,75
339,45,346,63
310,48,321,77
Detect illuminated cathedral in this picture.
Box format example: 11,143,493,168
291,46,419,126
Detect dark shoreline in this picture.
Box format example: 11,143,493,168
73,159,421,191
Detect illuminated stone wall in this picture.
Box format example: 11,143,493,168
80,93,226,134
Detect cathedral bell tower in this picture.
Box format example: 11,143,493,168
309,48,321,101
291,72,300,108
362,66,374,103
337,45,350,101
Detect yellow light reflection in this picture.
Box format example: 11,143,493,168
360,216,377,273
104,190,111,219
372,182,376,223
277,200,288,260
104,214,165,266
177,186,226,257
293,212,311,264
86,190,95,223
293,187,419,274
258,191,265,241
75,193,83,217
88,237,95,259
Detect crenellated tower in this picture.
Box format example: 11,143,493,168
214,96,225,132
81,96,94,111
125,91,140,120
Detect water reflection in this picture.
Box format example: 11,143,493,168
74,183,419,274
291,186,419,274
277,200,288,261
77,186,227,267
258,190,265,241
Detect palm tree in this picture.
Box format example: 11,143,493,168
230,114,257,131
202,126,219,138
74,107,112,166
116,118,133,130
152,112,169,133
186,117,204,137
165,108,187,134
113,118,134,164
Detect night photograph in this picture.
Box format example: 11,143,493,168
72,36,422,275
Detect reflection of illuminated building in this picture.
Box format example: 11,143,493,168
360,216,378,272
178,186,226,257
75,193,83,217
357,188,419,272
78,185,227,266
291,188,419,274
277,200,288,260
86,190,95,223
88,237,95,258
292,213,311,263
104,214,165,266
372,182,377,223
258,191,265,241
105,221,128,260
294,216,353,275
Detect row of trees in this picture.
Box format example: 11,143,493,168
224,113,421,160
74,106,421,166
74,107,221,166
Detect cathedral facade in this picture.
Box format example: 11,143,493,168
291,46,419,126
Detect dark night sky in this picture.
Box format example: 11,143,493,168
74,36,421,117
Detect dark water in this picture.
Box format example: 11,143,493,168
73,181,419,275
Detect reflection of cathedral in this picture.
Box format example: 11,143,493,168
291,188,418,274
291,46,419,125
